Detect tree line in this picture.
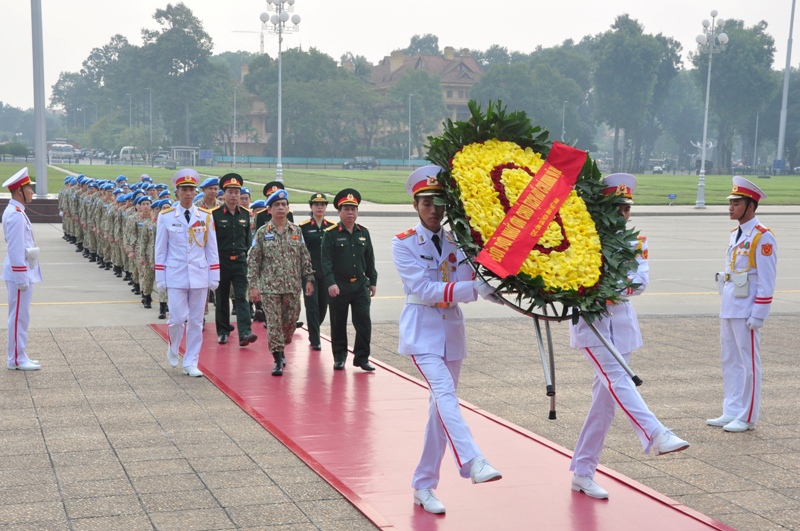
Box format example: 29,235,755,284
0,3,793,173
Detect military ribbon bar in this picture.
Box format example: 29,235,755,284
475,142,587,278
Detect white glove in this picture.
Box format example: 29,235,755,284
746,317,764,330
474,279,503,305
16,283,29,292
209,282,219,291
157,282,167,292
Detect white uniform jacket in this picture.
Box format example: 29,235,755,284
570,237,649,353
393,223,477,359
720,217,777,321
154,204,220,289
1,200,43,286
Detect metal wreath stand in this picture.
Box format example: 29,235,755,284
475,270,642,421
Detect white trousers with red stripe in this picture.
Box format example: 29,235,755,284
571,346,663,477
167,287,207,369
6,281,33,366
410,354,481,490
720,318,761,424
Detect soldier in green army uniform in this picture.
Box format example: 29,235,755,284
321,188,378,372
137,197,156,308
95,184,114,270
254,181,294,233
299,193,335,351
248,189,314,376
211,173,258,347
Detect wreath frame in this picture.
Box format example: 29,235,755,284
425,100,640,323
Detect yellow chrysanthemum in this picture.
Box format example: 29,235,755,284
451,139,602,291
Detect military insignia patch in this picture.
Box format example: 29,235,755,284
761,243,773,256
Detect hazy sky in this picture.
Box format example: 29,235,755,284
1,0,797,110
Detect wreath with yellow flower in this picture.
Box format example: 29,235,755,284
426,101,639,323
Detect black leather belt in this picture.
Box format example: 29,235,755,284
336,275,362,283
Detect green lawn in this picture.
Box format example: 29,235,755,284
3,161,798,206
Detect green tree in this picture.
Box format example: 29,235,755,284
473,45,511,68
387,70,447,158
691,19,776,171
659,70,704,170
592,15,662,171
405,34,440,56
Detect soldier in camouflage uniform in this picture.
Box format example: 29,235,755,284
58,177,71,241
110,192,127,277
71,178,86,252
95,184,113,269
124,195,143,294
247,189,314,376
137,198,156,308
81,182,98,261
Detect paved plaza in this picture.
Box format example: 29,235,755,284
1,206,799,529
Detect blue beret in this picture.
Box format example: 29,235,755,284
115,194,127,203
250,200,266,209
100,183,113,190
240,187,251,196
115,175,127,183
145,183,155,190
136,195,152,205
140,174,152,182
155,183,167,190
217,189,224,197
266,189,289,207
150,199,163,209
158,189,170,198
88,182,98,189
113,188,123,195
131,190,144,199
64,176,71,184
199,177,219,189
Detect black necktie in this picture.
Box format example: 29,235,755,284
735,227,742,242
184,209,191,223
431,234,442,256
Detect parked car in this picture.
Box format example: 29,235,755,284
652,166,663,174
342,156,378,170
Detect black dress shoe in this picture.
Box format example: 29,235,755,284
310,344,322,351
356,362,376,372
218,334,228,344
333,361,345,370
238,333,258,347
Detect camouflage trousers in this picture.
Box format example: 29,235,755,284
85,226,96,252
262,292,301,352
112,241,123,268
138,261,154,296
73,216,83,242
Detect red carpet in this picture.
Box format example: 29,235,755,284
151,323,734,530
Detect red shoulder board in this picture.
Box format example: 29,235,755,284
755,224,769,233
395,228,416,240
637,235,647,241
15,207,22,212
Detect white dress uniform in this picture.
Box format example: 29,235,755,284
720,215,777,425
2,197,42,367
155,176,220,371
393,222,485,489
569,236,658,477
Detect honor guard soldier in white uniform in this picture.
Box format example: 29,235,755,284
392,165,503,515
155,169,220,377
2,168,42,371
707,176,777,433
569,173,689,500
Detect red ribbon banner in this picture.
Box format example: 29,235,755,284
475,142,588,278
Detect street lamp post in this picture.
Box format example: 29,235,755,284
146,88,153,157
126,93,132,129
408,94,414,168
776,0,797,172
561,101,567,142
261,0,301,182
233,85,237,167
695,10,728,209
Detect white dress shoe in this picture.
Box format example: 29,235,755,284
469,457,502,484
182,366,204,377
413,488,445,514
706,415,735,427
571,474,609,499
7,361,41,371
651,428,689,456
166,347,179,368
723,419,755,432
